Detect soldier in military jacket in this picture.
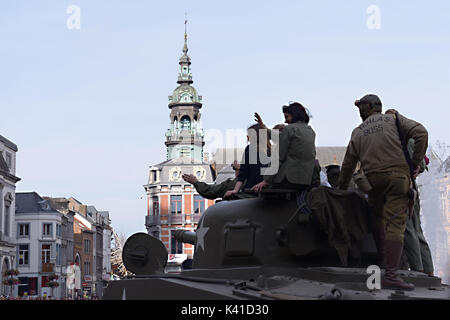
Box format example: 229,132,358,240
338,94,428,291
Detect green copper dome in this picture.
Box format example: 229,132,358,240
169,84,202,104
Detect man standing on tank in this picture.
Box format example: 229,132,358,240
338,94,428,291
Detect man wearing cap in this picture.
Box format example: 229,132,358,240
338,94,428,291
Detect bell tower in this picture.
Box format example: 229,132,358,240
165,21,204,162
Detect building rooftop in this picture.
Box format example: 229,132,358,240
0,134,18,152
16,192,60,214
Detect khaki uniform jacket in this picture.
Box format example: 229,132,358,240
339,112,428,189
193,178,237,200
264,121,316,185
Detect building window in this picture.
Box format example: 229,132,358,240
84,239,91,254
84,261,90,275
18,224,30,237
170,195,182,214
4,205,10,236
170,230,183,254
5,152,12,169
56,244,62,265
152,196,159,215
194,195,205,214
55,224,62,237
42,244,51,263
180,147,191,157
42,223,52,237
19,244,29,265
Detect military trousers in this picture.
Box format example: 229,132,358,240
401,193,434,274
366,169,410,242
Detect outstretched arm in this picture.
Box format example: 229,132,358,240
254,112,268,129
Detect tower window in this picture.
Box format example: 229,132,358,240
180,147,191,157
180,116,191,129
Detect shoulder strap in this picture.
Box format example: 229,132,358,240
394,112,416,188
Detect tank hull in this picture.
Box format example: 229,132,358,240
103,266,450,300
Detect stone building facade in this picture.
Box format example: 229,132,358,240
15,192,66,298
46,196,111,297
44,197,76,297
73,212,94,295
0,134,20,296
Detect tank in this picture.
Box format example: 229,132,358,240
103,190,450,300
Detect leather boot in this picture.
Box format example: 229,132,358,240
382,239,415,291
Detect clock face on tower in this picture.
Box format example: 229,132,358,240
181,93,191,102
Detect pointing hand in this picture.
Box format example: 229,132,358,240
182,174,198,184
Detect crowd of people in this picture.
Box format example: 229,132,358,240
182,93,433,292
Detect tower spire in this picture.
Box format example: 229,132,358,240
183,13,188,54
166,19,204,162
178,16,192,84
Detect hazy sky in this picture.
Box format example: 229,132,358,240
1,1,449,237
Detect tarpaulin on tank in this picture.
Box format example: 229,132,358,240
306,187,371,265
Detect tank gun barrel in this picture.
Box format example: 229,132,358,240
173,230,197,245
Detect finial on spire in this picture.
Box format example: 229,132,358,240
183,13,188,53
184,12,188,38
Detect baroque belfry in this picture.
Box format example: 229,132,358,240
165,24,205,162
144,22,215,270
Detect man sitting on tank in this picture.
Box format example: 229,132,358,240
252,102,317,192
260,119,325,189
182,161,240,200
224,124,271,199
